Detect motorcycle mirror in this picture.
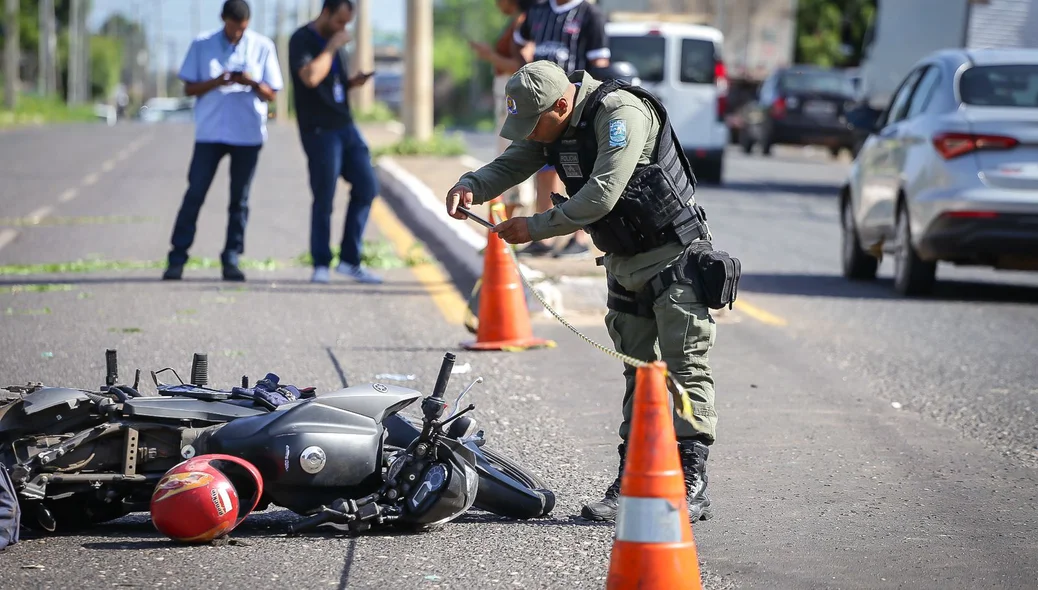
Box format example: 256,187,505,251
448,376,483,419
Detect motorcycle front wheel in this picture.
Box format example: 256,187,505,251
468,443,555,520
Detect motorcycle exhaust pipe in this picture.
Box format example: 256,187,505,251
190,353,209,386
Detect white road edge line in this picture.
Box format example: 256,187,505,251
376,156,486,252
0,229,18,252
101,159,116,172
27,206,54,221
82,172,100,186
58,188,78,203
458,155,484,171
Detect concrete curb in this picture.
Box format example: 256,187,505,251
374,156,484,298
373,154,595,318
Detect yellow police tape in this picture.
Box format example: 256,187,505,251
487,202,696,426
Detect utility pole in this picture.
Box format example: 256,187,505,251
79,4,90,102
192,0,201,39
68,0,81,104
257,0,267,36
297,0,308,26
3,0,18,109
275,0,289,122
351,0,374,112
403,0,432,141
156,0,166,98
310,0,320,20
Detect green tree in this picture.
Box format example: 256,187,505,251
795,0,876,68
432,0,511,126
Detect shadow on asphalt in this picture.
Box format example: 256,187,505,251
58,509,609,551
712,180,842,198
740,272,1038,303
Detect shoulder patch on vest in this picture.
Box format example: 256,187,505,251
608,119,627,148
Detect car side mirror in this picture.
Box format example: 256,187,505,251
845,104,881,132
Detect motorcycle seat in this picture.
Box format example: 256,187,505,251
122,396,268,422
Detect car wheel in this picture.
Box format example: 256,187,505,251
699,156,724,185
830,146,842,159
841,196,878,280
893,201,937,296
739,130,753,154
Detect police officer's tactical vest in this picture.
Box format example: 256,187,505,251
544,77,709,257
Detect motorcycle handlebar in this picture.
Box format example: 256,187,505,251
288,510,331,535
430,352,456,401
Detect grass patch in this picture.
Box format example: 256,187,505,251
5,307,52,316
354,101,398,124
0,283,76,294
109,327,142,334
0,215,159,227
0,93,98,129
294,239,431,269
0,256,280,276
371,128,467,159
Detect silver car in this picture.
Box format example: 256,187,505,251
840,48,1038,295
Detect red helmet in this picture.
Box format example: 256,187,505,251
150,454,263,543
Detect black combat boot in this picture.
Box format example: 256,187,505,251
580,442,626,521
678,438,713,522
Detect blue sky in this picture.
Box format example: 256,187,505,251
87,0,405,71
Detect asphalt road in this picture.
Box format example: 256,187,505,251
1,122,1037,589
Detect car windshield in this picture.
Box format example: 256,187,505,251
608,35,665,83
959,64,1038,107
779,70,855,96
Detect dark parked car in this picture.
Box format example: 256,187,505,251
739,65,860,158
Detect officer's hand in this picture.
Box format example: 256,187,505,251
446,184,474,220
493,217,531,244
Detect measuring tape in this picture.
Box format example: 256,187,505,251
461,202,696,426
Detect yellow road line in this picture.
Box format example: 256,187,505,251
369,198,468,326
734,300,788,327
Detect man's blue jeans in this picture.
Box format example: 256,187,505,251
168,142,261,267
299,123,379,268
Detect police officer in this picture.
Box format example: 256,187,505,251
446,61,739,523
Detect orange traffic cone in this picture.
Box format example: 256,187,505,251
462,224,555,351
606,361,704,590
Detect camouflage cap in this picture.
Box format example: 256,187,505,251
500,61,571,142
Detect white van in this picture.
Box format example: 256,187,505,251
605,21,729,184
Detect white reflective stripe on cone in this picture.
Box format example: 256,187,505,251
615,496,685,543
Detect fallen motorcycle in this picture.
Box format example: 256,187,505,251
0,350,555,534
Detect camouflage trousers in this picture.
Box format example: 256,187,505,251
605,280,718,443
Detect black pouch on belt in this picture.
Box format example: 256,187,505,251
686,241,742,310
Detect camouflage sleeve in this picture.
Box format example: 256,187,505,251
525,103,652,241
456,140,546,206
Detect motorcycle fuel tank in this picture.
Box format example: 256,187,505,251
202,383,422,513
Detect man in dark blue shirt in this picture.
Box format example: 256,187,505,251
289,0,381,284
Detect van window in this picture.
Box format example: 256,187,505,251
680,39,716,84
608,35,666,83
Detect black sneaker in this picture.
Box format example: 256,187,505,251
580,442,626,521
222,264,246,282
553,237,590,259
517,240,554,257
162,264,183,280
678,439,713,522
